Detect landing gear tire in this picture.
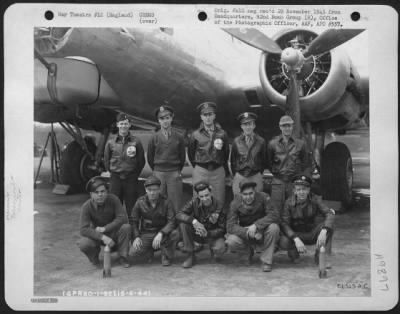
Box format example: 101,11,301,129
59,140,99,193
321,142,353,209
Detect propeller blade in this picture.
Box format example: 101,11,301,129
303,29,365,58
285,71,302,137
223,28,282,54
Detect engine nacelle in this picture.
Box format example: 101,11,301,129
259,29,360,123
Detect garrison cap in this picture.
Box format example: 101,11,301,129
292,174,312,187
279,115,294,126
154,105,174,119
237,112,258,124
144,175,161,188
194,181,211,193
239,180,257,192
86,176,109,193
197,102,217,114
116,112,130,122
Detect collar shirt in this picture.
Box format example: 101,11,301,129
188,122,229,167
280,194,335,239
230,133,267,176
204,124,215,136
245,134,254,147
267,135,312,182
227,192,280,239
177,196,226,238
117,133,129,143
130,194,176,239
161,128,172,140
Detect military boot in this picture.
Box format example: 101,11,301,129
288,249,300,263
146,250,155,264
182,253,196,268
161,254,170,266
243,247,254,266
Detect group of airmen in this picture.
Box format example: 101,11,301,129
79,102,335,273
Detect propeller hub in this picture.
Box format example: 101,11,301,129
281,47,304,69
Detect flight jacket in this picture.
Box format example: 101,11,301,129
230,133,267,177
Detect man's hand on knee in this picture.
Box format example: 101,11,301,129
101,235,115,248
294,237,307,254
132,237,143,251
246,224,257,239
96,226,106,233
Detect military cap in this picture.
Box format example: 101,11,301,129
239,180,257,192
237,112,258,124
116,112,130,122
196,101,217,114
154,105,174,119
279,115,294,126
292,174,312,187
86,176,109,193
144,175,161,188
194,181,211,192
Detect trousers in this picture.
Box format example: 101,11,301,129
79,223,131,263
225,223,280,265
179,223,225,256
153,170,183,213
110,172,139,218
270,177,293,212
232,172,263,195
129,229,180,259
279,222,334,254
192,165,225,206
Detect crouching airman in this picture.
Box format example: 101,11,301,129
177,181,226,268
225,181,280,272
79,176,131,268
129,176,179,266
279,174,335,265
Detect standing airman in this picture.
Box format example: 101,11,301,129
267,115,312,211
147,105,186,213
230,112,267,195
188,102,230,205
104,113,145,217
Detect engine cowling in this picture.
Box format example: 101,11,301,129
259,29,355,122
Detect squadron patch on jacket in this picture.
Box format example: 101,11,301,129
214,138,223,150
126,144,137,157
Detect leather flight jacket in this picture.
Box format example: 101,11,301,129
177,197,226,238
230,133,267,177
130,195,176,239
280,194,335,239
188,123,229,168
267,135,312,182
104,133,145,175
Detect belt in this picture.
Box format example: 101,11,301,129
142,227,160,233
197,162,222,171
112,171,137,180
238,168,259,177
273,174,293,183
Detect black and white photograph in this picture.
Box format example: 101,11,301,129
3,3,398,311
